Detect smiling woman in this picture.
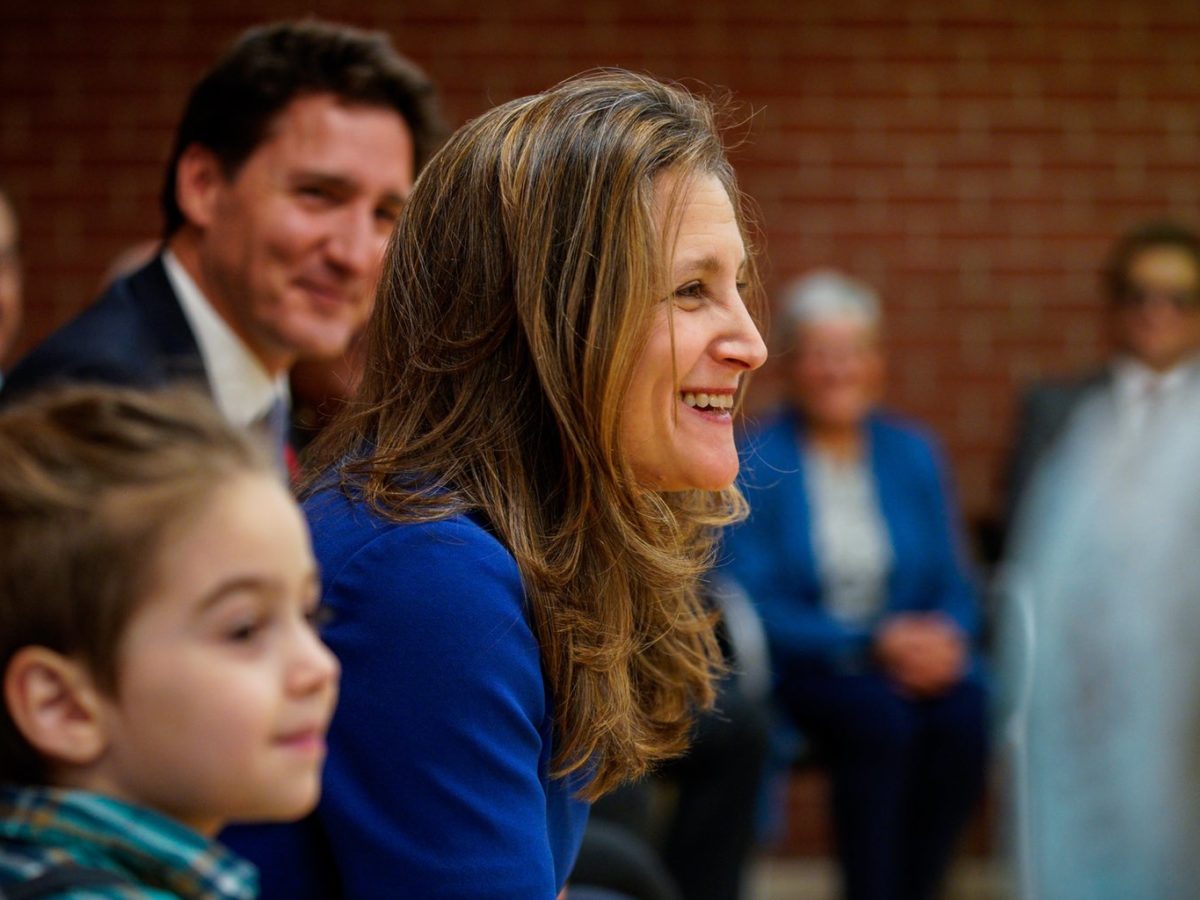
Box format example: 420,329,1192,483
621,171,766,492
223,70,767,899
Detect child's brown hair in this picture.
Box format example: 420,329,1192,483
0,385,272,783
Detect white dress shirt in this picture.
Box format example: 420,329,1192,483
1110,355,1198,442
162,249,288,428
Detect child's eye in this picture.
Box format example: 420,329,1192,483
225,618,266,643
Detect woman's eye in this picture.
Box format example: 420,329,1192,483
673,282,705,308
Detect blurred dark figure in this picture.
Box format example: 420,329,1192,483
289,325,367,453
722,271,988,900
0,189,23,382
573,578,772,900
1005,220,1200,525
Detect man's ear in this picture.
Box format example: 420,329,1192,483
4,647,108,767
174,144,227,231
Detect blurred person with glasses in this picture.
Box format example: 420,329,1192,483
999,222,1200,898
1005,220,1200,526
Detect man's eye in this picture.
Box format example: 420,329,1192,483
298,186,334,202
375,206,402,225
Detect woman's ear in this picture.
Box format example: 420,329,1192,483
4,647,108,767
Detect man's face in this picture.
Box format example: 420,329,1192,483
0,195,23,368
189,93,414,374
1113,245,1200,372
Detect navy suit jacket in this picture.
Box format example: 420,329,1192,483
722,410,980,677
4,256,211,399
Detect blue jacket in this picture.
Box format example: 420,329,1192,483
224,488,589,899
722,410,980,675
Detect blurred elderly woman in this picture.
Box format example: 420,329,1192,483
722,271,987,900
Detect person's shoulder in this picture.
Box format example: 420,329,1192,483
868,409,940,452
741,408,794,444
305,488,516,575
867,411,954,487
1020,367,1108,410
4,262,178,395
0,883,175,899
0,840,175,899
306,488,526,629
736,408,799,486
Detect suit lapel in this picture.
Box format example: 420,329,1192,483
128,257,211,387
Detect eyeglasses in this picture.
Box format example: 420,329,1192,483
1118,284,1200,312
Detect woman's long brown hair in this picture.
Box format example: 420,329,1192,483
305,70,764,798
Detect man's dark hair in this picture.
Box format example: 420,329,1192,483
1102,219,1200,303
160,19,447,237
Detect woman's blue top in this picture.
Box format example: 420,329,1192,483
223,486,589,899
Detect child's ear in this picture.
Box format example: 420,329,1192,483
4,647,108,767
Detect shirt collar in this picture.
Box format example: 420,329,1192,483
162,249,287,427
1112,354,1197,406
0,785,257,900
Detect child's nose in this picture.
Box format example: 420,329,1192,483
289,625,341,695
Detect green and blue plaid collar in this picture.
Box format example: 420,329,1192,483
0,785,257,899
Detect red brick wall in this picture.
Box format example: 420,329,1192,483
3,0,1198,519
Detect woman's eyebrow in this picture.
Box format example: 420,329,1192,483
674,252,747,275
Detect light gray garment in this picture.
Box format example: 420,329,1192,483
805,447,892,627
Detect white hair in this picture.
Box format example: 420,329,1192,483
779,269,881,332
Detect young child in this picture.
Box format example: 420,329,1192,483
0,386,339,898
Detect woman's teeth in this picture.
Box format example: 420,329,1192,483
682,392,734,410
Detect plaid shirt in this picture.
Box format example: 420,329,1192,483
0,786,257,899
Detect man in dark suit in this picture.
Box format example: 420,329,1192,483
5,20,444,460
1005,220,1200,527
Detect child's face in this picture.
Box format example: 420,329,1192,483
90,472,339,835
